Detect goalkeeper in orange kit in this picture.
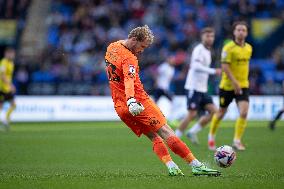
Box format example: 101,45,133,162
105,25,220,176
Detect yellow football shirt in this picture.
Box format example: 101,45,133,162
219,40,253,91
0,58,15,93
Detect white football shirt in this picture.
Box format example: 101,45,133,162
156,62,175,91
184,43,216,92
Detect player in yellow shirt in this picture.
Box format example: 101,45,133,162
208,21,253,151
0,48,16,131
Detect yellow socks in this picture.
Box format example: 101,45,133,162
234,117,247,142
209,114,247,143
6,104,16,123
209,114,221,137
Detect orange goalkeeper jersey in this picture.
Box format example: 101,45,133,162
105,40,150,107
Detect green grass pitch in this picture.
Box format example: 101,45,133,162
0,121,284,189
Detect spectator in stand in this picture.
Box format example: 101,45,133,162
10,0,284,95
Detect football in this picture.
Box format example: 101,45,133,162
214,145,236,168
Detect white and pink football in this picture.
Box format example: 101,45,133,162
214,145,236,168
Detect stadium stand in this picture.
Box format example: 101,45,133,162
2,0,284,95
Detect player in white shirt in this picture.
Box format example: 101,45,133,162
175,27,221,144
153,56,175,102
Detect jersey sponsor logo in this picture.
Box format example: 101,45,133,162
194,59,201,62
236,58,249,65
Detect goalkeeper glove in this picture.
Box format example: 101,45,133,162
127,97,145,116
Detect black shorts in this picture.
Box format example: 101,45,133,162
0,91,15,103
153,88,173,102
219,88,249,108
186,90,213,111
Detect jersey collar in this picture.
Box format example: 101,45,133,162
119,42,137,58
233,40,246,47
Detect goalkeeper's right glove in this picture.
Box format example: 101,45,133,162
127,97,145,116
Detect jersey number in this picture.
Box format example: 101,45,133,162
105,60,120,82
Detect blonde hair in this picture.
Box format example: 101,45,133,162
128,25,154,44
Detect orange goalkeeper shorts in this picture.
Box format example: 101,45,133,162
114,99,167,137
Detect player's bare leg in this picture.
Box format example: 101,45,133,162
158,125,221,176
187,104,217,144
175,110,197,138
233,100,249,150
208,107,227,150
145,132,183,176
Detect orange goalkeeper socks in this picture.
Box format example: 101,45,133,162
152,136,172,164
166,136,196,164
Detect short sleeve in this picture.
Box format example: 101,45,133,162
0,61,5,72
221,45,232,64
191,47,203,64
248,44,253,58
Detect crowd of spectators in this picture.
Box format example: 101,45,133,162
11,0,284,95
0,0,30,95
0,0,30,19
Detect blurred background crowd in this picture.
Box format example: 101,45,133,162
0,0,284,96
